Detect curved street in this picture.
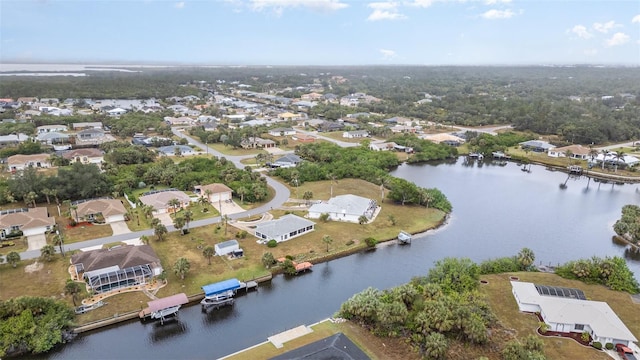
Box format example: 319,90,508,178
18,129,291,260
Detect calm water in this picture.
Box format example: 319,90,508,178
43,159,640,360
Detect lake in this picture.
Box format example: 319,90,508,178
41,159,640,359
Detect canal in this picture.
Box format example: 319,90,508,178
42,159,640,359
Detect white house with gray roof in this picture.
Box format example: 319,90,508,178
511,281,638,347
254,214,315,243
307,194,378,223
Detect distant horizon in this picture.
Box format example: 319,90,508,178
1,1,638,66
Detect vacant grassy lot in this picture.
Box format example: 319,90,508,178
209,143,261,157
480,272,640,360
227,319,418,360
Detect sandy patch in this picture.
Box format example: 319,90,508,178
25,261,43,273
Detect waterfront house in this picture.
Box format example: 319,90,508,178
511,281,637,347
369,142,397,152
254,214,315,243
7,153,52,172
71,244,163,294
139,189,191,214
0,207,55,239
547,144,591,160
74,198,127,224
520,140,555,152
307,194,378,223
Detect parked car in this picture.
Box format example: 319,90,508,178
616,344,638,360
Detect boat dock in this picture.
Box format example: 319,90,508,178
294,262,313,273
140,293,189,325
201,279,241,310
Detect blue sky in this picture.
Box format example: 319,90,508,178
1,0,639,65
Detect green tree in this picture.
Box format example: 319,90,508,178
52,233,65,257
517,247,536,270
427,257,479,294
183,209,193,232
154,223,168,241
261,252,276,268
423,332,448,360
302,191,313,205
358,215,368,225
64,280,82,306
322,235,333,252
167,198,181,216
202,246,215,265
173,215,185,234
173,257,191,280
6,251,20,267
40,244,56,262
140,235,150,245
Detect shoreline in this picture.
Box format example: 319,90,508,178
70,211,450,332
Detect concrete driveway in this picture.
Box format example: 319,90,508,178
27,233,47,251
155,213,174,227
110,221,131,236
213,200,246,215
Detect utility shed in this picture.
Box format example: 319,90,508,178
215,239,240,256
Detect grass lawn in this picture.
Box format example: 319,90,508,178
1,236,28,253
227,319,419,360
480,272,640,360
61,223,113,244
0,256,76,303
321,131,365,144
209,143,261,157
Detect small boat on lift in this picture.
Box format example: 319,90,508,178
398,231,412,244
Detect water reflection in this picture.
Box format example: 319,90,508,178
149,320,188,343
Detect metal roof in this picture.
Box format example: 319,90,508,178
202,279,241,296
147,293,188,313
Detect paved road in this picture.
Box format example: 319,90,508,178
19,130,291,260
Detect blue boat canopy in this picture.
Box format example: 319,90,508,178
202,279,241,296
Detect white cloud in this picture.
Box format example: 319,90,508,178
406,0,435,8
480,9,514,19
250,0,349,13
583,48,598,56
175,1,185,9
605,32,630,46
569,25,592,39
368,9,407,21
367,2,406,20
632,14,640,23
484,0,511,4
368,1,399,10
379,48,397,59
593,20,620,33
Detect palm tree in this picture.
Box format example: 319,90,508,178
613,151,625,173
41,188,55,205
140,235,150,245
6,251,20,268
64,280,82,306
40,244,56,262
202,246,215,265
322,235,333,252
378,177,388,203
588,146,598,164
183,209,193,232
24,191,37,208
70,204,79,222
222,214,230,235
142,204,156,219
52,233,65,257
600,149,609,170
173,215,185,234
236,186,248,203
154,223,168,241
328,173,337,198
358,215,368,225
517,247,535,269
173,257,191,280
302,191,313,205
167,198,181,216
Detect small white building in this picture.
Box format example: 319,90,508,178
343,130,369,139
268,128,296,137
215,239,240,256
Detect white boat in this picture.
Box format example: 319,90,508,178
200,290,235,309
398,231,412,244
75,300,106,314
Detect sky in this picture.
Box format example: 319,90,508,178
1,0,639,66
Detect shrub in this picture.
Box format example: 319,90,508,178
266,240,278,248
282,259,297,276
605,343,613,350
69,219,77,227
592,342,602,350
364,237,377,248
319,213,330,222
581,331,590,342
538,322,548,334
346,240,355,246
